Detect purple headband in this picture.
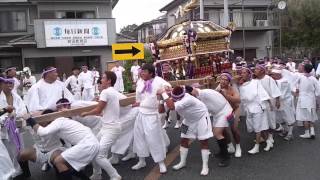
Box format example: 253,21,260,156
3,78,15,84
255,64,266,71
171,88,186,101
42,67,57,77
221,73,232,82
242,67,253,74
5,67,16,73
56,102,71,107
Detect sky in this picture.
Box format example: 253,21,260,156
113,0,173,32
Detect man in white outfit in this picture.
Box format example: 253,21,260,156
255,63,281,151
111,62,125,93
81,71,123,180
65,67,82,101
286,58,296,72
26,67,74,112
131,63,169,173
79,65,95,101
131,61,140,83
5,67,22,95
159,86,213,176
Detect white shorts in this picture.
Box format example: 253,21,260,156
246,111,269,133
181,115,213,140
276,108,295,125
266,108,276,129
61,135,99,171
35,146,66,166
212,110,232,128
296,108,318,122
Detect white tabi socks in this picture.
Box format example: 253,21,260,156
310,127,315,139
300,130,311,139
158,161,167,174
121,151,136,161
200,149,210,176
174,120,183,129
235,144,242,158
131,157,146,170
173,147,188,170
109,153,119,165
227,143,235,154
248,144,259,154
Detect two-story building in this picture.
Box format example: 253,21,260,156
0,0,118,75
135,15,167,43
159,0,280,61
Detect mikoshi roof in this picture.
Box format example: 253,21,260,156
157,20,232,61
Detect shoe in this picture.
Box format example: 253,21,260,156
90,173,102,180
200,149,210,176
41,162,50,172
131,159,146,170
109,154,119,165
159,161,167,174
284,135,293,141
121,152,136,161
110,175,122,180
235,144,242,158
263,140,273,152
227,143,235,154
300,133,311,139
172,147,188,170
248,144,259,154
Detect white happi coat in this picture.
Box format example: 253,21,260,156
239,79,270,133
12,77,21,95
0,139,15,180
65,75,82,101
37,118,99,171
131,65,140,83
0,91,27,175
26,79,74,112
295,75,320,122
274,78,295,125
78,71,95,101
259,75,281,129
198,89,233,128
111,66,125,92
0,91,27,140
133,76,170,163
22,76,36,98
175,93,213,140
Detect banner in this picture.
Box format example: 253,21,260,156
44,20,108,47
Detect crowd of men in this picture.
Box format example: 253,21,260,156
0,56,320,180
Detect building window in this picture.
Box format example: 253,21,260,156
0,11,27,33
40,11,95,19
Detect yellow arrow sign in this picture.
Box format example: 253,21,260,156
112,43,144,60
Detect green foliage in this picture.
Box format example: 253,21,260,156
283,0,320,52
123,61,133,93
144,48,154,64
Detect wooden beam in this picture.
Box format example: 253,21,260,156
29,77,215,123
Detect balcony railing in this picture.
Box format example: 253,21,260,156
206,10,279,29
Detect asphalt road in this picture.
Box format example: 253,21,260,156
21,118,320,180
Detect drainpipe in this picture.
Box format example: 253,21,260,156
200,0,204,19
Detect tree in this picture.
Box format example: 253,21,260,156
120,24,138,39
282,0,320,55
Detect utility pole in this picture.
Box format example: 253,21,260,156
200,0,204,19
242,0,246,60
223,0,229,27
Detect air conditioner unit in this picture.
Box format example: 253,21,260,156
256,20,269,27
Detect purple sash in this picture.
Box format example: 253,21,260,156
4,116,22,153
142,79,153,94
